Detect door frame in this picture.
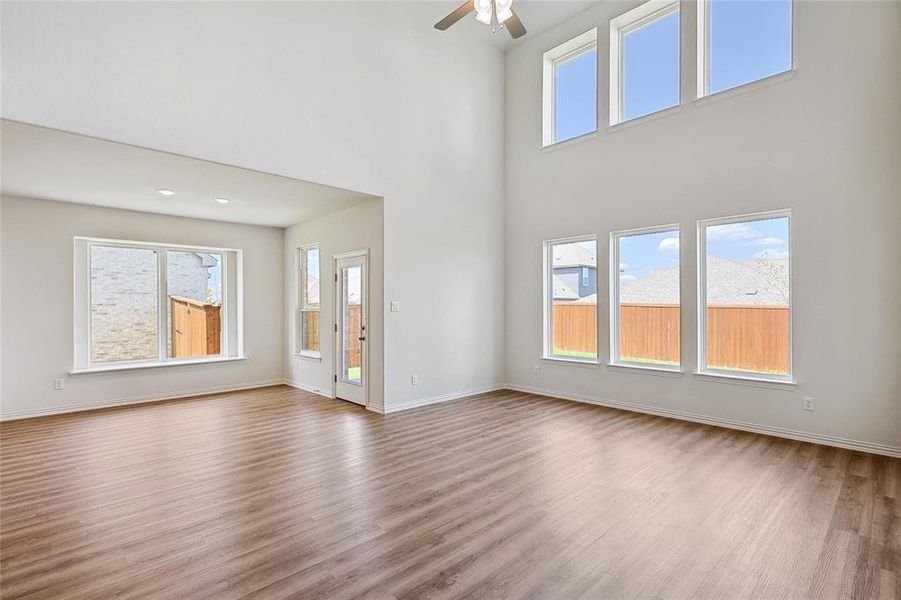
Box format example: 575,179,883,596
333,249,369,408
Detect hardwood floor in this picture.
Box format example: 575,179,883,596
1,386,898,599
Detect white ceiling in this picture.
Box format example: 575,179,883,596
0,120,377,228
430,0,597,50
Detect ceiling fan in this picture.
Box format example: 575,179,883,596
434,0,528,39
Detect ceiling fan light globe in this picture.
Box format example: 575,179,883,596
495,0,513,10
496,6,513,23
474,0,491,11
475,9,492,24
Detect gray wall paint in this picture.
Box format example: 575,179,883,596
0,196,285,418
504,0,900,448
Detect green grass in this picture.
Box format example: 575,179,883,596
620,356,680,366
552,349,598,359
346,366,361,381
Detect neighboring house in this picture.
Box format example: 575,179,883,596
619,256,789,306
91,249,220,362
552,244,597,301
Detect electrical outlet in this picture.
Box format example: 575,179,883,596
53,378,65,391
533,365,540,375
411,374,419,386
803,396,815,411
390,301,401,312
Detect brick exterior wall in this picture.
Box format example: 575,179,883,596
90,247,216,362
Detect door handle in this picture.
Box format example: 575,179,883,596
358,336,366,341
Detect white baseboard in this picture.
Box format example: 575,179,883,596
0,379,286,421
283,379,334,399
505,383,901,459
383,384,505,414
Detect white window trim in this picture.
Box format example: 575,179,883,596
609,0,680,126
696,209,794,384
297,242,321,359
542,28,598,148
609,223,682,372
696,0,793,99
72,236,243,374
543,234,599,364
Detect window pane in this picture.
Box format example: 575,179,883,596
342,266,362,383
550,239,597,359
622,9,680,121
710,0,792,94
301,311,320,353
90,245,158,363
555,49,597,142
617,230,680,365
167,251,222,358
305,248,320,306
704,216,790,375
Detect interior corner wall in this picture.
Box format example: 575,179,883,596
284,200,385,411
504,0,901,450
0,196,285,418
0,1,506,411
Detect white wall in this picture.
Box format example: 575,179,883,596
505,1,901,450
0,196,285,418
1,1,507,410
284,199,386,411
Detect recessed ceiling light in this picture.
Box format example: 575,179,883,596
157,188,175,196
214,197,231,204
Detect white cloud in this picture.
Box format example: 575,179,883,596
619,262,629,270
620,274,636,281
707,222,784,246
657,237,680,253
754,248,789,259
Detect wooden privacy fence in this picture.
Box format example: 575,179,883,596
552,302,790,374
171,296,221,357
345,303,363,369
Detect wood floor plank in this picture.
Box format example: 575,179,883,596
1,385,898,599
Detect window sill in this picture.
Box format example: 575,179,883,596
294,352,322,361
71,356,247,375
694,370,796,390
695,68,796,107
540,129,598,152
607,362,683,377
607,104,682,133
541,356,600,368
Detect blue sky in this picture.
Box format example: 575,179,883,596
711,0,792,94
620,217,789,282
555,49,597,141
555,0,791,136
623,10,680,121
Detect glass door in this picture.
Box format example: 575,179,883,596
335,253,366,405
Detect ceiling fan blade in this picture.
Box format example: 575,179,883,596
434,1,475,30
505,7,527,39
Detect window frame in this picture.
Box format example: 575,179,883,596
696,209,794,383
73,236,242,374
297,243,321,359
609,223,682,372
542,28,599,147
609,0,681,126
542,234,600,364
697,0,793,99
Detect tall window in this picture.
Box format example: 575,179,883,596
74,237,241,371
698,0,792,97
544,236,598,362
610,0,680,125
698,211,792,380
298,245,321,356
610,225,681,369
542,29,598,146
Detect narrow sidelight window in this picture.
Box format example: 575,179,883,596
544,236,598,362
